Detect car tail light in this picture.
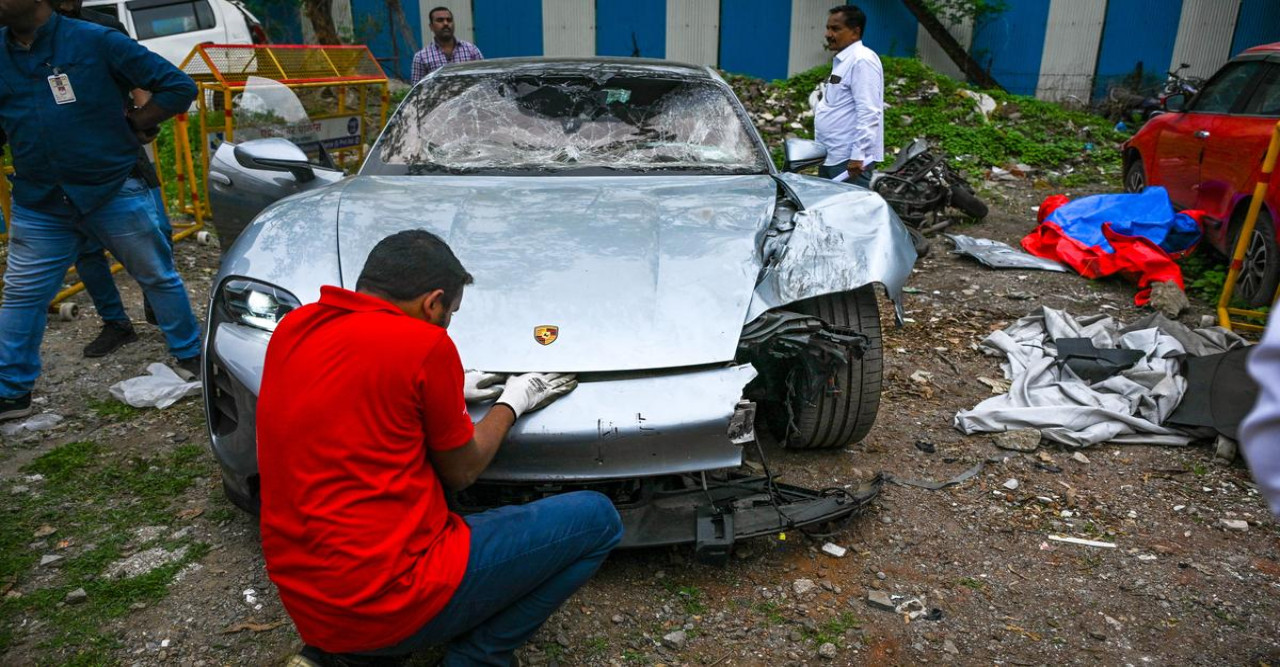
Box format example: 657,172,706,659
249,21,268,44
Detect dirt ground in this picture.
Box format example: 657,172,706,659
2,176,1279,667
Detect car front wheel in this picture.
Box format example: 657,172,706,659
1123,154,1146,193
779,286,883,450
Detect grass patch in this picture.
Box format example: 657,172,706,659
1180,252,1228,305
753,600,787,625
673,584,706,616
86,399,141,421
0,440,213,659
957,577,986,591
805,612,863,646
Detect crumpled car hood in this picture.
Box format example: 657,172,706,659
336,175,777,372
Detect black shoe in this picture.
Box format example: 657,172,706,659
143,298,157,326
83,321,139,358
0,393,32,421
174,355,202,382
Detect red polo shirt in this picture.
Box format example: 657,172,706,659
257,286,474,653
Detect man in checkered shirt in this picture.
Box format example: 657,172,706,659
411,6,483,84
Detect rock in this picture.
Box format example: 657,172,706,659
1002,478,1020,491
1214,435,1238,464
1071,452,1090,464
611,614,625,624
943,639,959,654
39,554,63,567
818,642,838,659
1148,281,1190,319
993,429,1041,452
793,579,817,596
1220,518,1249,532
822,543,847,558
867,590,895,610
876,571,887,580
64,588,87,605
661,630,686,650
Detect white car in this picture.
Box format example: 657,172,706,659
83,0,266,67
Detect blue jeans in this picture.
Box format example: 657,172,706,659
0,179,200,397
367,491,623,665
75,186,173,323
820,161,876,188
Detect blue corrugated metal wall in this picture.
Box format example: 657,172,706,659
970,0,1051,96
859,0,918,58
474,0,544,58
596,0,665,58
350,0,416,80
1231,0,1280,57
1093,0,1184,99
718,0,791,81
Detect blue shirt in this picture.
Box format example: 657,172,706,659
0,14,196,214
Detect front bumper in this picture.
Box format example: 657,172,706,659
205,321,759,501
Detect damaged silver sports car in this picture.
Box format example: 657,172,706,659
203,58,916,558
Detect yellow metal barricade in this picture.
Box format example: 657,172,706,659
178,44,390,212
1218,120,1280,333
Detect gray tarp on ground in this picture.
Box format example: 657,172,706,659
953,307,1249,448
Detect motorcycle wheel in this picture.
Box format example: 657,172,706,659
950,184,989,220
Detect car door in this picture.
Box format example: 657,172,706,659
1155,60,1264,209
125,0,224,66
1199,61,1280,227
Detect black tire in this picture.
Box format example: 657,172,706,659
949,184,988,219
223,477,260,516
1124,155,1146,193
1229,209,1280,307
782,287,883,450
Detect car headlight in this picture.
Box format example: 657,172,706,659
220,279,301,332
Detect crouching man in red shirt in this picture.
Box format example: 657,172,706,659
257,230,624,666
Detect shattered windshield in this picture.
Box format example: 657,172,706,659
366,72,770,175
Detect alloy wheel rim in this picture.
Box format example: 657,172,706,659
1238,229,1268,300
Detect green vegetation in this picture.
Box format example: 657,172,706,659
805,612,863,646
0,441,213,660
957,577,986,591
87,399,141,421
1180,252,1229,304
732,56,1125,182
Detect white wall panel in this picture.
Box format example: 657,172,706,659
1035,0,1106,101
665,0,719,66
542,0,595,57
1170,0,1241,81
916,16,972,81
788,0,831,76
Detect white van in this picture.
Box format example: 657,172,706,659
83,0,266,67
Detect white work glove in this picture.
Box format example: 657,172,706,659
495,373,578,419
463,370,506,402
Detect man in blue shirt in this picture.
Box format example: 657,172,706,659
0,0,201,419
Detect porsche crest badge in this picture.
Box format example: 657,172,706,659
534,325,559,346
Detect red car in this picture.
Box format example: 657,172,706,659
1123,43,1280,305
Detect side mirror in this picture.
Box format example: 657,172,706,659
1163,93,1187,113
233,138,316,183
782,138,828,173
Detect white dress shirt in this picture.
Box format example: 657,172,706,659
1242,313,1280,515
814,40,884,167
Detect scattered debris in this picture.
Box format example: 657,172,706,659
104,547,188,579
818,642,838,659
943,639,959,654
910,369,934,384
1148,281,1190,319
108,363,201,409
792,579,817,596
0,413,63,437
867,590,895,610
946,234,1069,272
64,588,87,605
1213,435,1238,464
895,597,927,620
914,440,936,454
1071,452,1091,464
33,525,55,538
978,376,1011,394
223,620,286,634
993,429,1041,452
39,554,63,567
1047,535,1116,549
662,630,687,650
821,543,848,558
1002,478,1020,491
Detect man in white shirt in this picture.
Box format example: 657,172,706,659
813,5,884,188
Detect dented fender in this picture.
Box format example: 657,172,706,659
747,173,917,320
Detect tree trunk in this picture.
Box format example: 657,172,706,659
303,0,341,45
386,0,419,60
900,0,1003,92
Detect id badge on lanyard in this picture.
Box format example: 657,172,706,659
48,72,76,104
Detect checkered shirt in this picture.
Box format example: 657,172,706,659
411,40,484,84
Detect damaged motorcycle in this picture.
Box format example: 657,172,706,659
870,138,988,236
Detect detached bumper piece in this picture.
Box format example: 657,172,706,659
619,473,883,564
